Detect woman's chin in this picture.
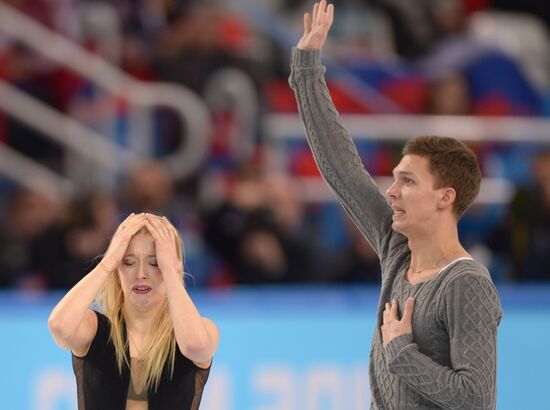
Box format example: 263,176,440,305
127,293,158,310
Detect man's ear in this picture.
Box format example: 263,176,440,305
438,187,456,211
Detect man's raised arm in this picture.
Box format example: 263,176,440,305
289,0,394,259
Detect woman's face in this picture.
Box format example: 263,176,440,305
118,231,166,312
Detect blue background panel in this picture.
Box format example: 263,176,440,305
0,285,549,410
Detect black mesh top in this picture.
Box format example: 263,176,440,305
72,310,210,410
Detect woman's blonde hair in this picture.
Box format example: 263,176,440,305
96,216,185,391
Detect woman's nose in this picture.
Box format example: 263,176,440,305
136,263,148,279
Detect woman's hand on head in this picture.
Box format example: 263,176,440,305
102,213,147,272
144,215,180,278
296,0,334,51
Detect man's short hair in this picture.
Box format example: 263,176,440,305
403,136,481,219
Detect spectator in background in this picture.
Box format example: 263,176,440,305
203,164,317,284
0,0,84,170
372,0,469,60
413,0,543,116
2,43,65,170
425,71,472,115
0,189,64,289
202,162,265,283
491,0,550,29
487,150,550,281
238,172,318,284
45,192,119,289
1,0,81,37
110,0,191,79
153,3,261,95
325,215,381,283
123,160,177,216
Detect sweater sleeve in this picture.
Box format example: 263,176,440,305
289,47,394,260
384,274,503,409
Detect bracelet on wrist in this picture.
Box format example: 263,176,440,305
98,262,112,275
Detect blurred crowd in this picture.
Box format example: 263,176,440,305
0,0,549,290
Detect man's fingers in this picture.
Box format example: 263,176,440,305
312,2,319,26
383,302,391,324
327,3,334,24
389,299,398,319
304,12,312,34
402,298,415,323
316,0,326,25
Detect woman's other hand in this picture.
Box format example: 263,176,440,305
102,213,147,272
145,215,180,278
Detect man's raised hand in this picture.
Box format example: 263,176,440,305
296,0,334,51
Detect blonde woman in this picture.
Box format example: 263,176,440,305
48,213,219,409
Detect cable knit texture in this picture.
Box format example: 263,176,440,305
289,47,503,410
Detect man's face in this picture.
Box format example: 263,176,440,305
385,154,444,236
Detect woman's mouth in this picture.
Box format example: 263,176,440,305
132,285,152,294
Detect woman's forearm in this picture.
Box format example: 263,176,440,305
47,263,111,344
163,270,218,364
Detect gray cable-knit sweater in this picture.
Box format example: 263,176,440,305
289,48,503,410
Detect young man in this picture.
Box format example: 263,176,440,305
289,2,502,409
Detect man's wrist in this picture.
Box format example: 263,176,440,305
384,333,413,363
291,47,322,67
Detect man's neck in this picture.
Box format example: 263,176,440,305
407,220,468,271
